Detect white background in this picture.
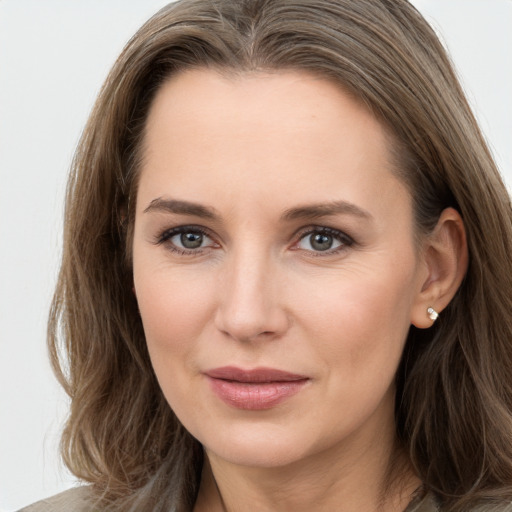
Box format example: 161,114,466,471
1,1,511,510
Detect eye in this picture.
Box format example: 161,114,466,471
174,231,205,249
295,227,353,253
156,226,217,253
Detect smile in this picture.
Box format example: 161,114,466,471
205,367,310,410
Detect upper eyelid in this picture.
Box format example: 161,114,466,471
294,225,354,243
155,225,216,246
159,225,211,238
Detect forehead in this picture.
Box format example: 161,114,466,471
143,68,382,155
139,68,411,220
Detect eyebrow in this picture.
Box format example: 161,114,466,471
143,197,372,222
281,200,372,222
143,198,219,219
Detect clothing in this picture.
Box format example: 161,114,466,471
405,494,512,512
18,486,512,512
18,487,92,512
405,493,439,512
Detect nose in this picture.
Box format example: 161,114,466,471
214,248,290,343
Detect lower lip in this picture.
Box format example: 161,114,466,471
207,377,308,410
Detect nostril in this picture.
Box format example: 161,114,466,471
219,328,278,343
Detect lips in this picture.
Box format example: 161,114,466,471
205,366,309,410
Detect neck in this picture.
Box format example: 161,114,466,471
194,417,420,512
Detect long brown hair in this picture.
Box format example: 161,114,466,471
49,1,512,510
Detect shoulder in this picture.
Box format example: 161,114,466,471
469,503,512,512
18,486,95,512
406,492,440,512
406,493,512,512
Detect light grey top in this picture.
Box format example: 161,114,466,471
18,487,93,512
18,486,512,512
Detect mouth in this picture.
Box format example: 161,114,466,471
204,366,310,410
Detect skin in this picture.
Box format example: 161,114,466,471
132,69,467,511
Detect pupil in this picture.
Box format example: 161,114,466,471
181,232,203,249
311,233,333,251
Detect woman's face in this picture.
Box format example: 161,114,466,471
132,69,428,469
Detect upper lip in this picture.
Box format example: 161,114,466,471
205,366,309,383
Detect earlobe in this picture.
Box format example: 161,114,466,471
411,207,468,329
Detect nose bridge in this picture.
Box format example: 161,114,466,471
215,240,287,342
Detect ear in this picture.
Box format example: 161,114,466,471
411,207,468,328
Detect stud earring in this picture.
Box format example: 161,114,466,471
427,307,439,321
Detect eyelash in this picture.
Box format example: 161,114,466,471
154,225,215,256
292,226,355,256
154,225,355,257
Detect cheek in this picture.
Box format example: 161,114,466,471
133,266,220,423
134,264,217,366
290,255,418,379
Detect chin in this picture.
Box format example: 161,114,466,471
191,418,330,469
206,437,308,468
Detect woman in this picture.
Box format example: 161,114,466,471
20,0,512,511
